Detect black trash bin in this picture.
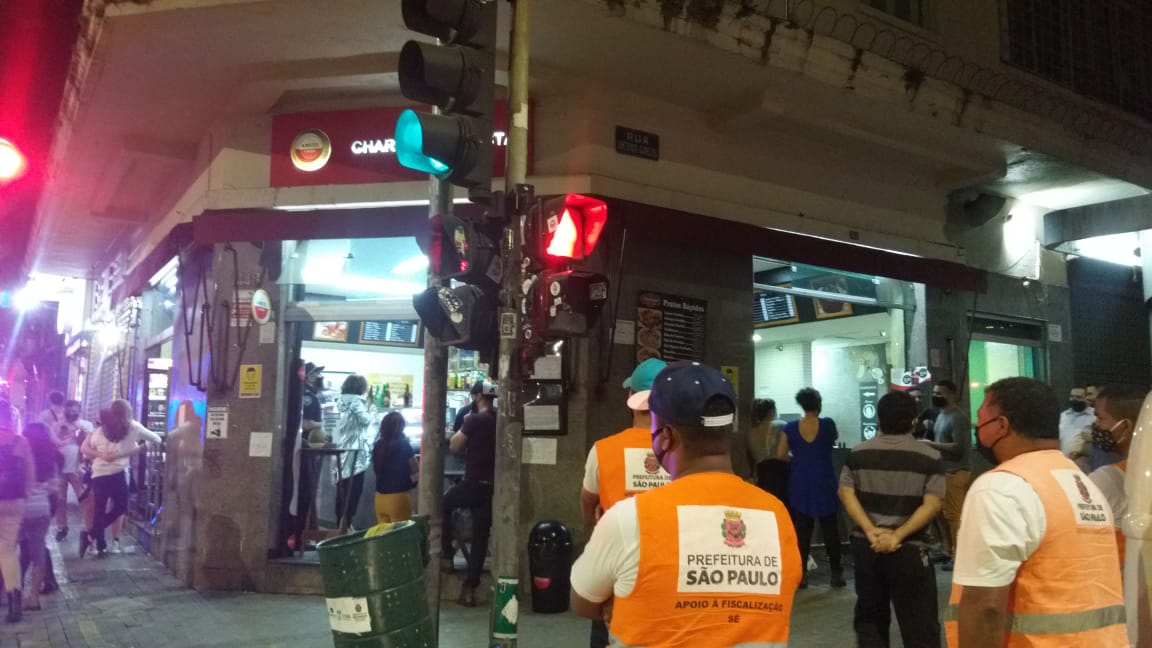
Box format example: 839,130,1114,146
528,520,573,613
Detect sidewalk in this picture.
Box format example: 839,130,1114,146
0,509,949,646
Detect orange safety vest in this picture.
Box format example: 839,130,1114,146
610,472,801,648
944,451,1127,647
594,428,670,512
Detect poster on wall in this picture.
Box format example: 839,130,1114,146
635,291,707,363
859,383,879,441
811,275,854,320
313,321,349,342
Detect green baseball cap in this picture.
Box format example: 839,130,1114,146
622,358,667,391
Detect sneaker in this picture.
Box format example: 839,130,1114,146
110,540,123,555
54,527,68,542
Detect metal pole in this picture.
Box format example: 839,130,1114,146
419,173,452,640
490,0,530,645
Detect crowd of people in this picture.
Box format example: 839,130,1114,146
570,359,1137,648
0,392,160,623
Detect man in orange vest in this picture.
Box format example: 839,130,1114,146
946,377,1127,647
571,361,802,647
580,358,670,527
580,358,669,648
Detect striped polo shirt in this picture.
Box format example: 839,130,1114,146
839,433,946,544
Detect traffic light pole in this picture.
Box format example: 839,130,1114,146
490,0,532,645
419,172,452,637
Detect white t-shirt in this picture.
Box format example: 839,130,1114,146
953,471,1048,588
53,419,93,474
570,497,641,602
1089,464,1127,529
582,446,600,494
1059,408,1096,454
86,421,162,478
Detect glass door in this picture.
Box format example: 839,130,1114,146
967,339,1046,425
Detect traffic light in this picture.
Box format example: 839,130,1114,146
412,284,497,352
0,139,26,182
531,271,609,336
396,0,498,201
420,212,502,290
525,194,608,269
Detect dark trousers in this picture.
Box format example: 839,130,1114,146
851,536,941,648
793,510,842,573
755,459,790,504
590,619,609,648
91,472,128,549
334,472,366,529
441,481,493,588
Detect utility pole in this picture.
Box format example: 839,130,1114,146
490,0,531,645
418,172,452,638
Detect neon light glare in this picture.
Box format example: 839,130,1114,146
0,139,25,181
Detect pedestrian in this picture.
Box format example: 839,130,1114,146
945,377,1127,647
442,380,497,607
839,390,944,648
18,423,59,612
747,397,789,502
0,400,34,622
570,362,801,647
1058,386,1096,454
1085,386,1144,566
372,411,417,524
578,358,669,647
79,400,162,557
333,375,372,532
778,387,845,588
923,379,970,570
36,392,66,431
51,399,92,543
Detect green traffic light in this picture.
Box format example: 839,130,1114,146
396,109,451,177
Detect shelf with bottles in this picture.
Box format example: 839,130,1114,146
366,380,414,411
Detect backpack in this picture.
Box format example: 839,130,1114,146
0,441,26,500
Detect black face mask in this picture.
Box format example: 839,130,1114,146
1068,400,1088,413
931,396,948,408
1091,421,1125,453
976,430,1005,465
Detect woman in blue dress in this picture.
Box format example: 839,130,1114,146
777,387,845,588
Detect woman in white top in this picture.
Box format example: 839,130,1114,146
333,375,373,532
79,400,162,557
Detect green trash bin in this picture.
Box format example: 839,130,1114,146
318,521,435,648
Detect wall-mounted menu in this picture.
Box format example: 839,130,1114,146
360,320,420,347
754,288,800,328
636,291,707,363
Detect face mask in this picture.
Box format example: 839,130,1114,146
1091,421,1127,453
931,396,947,408
975,419,1007,465
1068,400,1088,413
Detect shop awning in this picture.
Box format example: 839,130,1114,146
111,223,194,304
615,199,987,293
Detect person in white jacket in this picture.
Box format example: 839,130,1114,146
333,375,372,532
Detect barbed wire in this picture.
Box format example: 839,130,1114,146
696,0,1152,154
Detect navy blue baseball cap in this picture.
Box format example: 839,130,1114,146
648,361,736,428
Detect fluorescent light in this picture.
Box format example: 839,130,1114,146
274,198,473,212
391,255,429,275
13,288,39,311
307,274,424,297
752,334,762,342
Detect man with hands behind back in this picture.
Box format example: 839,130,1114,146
839,390,945,648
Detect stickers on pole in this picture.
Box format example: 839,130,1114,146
239,364,262,399
206,407,229,440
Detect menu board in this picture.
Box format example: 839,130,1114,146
360,320,420,347
753,289,800,328
636,291,707,363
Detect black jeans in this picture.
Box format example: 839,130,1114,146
851,536,941,648
590,619,609,648
91,472,128,549
334,472,366,529
793,510,842,574
441,481,493,588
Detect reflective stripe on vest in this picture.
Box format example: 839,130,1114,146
608,634,788,648
594,428,669,512
943,451,1126,647
609,472,801,648
942,602,1126,634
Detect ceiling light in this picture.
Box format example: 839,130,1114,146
752,334,762,342
13,288,38,311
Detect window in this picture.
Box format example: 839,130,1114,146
864,0,933,29
1002,0,1152,121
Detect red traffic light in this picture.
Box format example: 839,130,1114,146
529,194,608,267
0,139,26,182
